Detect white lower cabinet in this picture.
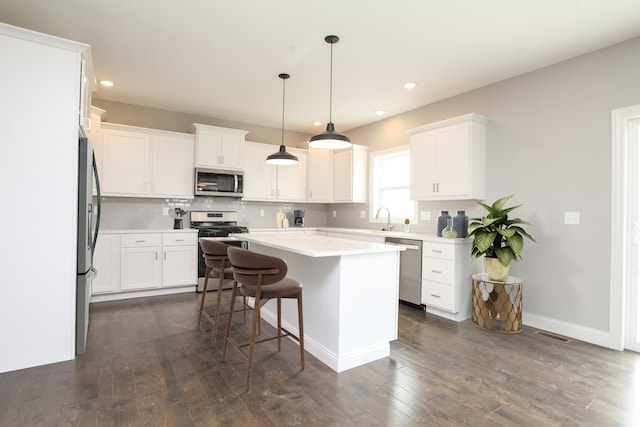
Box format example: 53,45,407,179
120,234,162,291
162,233,198,286
421,239,475,322
92,234,120,294
92,231,197,301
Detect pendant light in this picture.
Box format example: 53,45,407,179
309,35,352,149
266,73,299,165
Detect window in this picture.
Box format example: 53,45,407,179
370,146,416,224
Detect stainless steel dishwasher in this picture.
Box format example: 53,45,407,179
384,237,423,306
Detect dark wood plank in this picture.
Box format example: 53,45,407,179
0,292,638,426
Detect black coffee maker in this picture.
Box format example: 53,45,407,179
293,209,305,227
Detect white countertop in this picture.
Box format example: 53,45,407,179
249,227,471,244
99,229,198,234
239,232,405,257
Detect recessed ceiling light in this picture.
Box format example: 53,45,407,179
100,80,114,87
312,121,321,126
403,82,416,89
375,110,385,116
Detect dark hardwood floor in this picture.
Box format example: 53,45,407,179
1,291,639,426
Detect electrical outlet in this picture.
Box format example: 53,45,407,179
162,207,169,216
260,209,265,217
360,210,366,218
332,210,337,218
564,211,580,225
420,211,432,221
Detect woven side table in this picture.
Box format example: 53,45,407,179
471,274,523,333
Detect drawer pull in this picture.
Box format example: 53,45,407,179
431,250,442,253
175,239,185,242
430,294,441,298
431,269,442,274
135,240,146,243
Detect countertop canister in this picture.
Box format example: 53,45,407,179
437,211,451,237
454,210,469,238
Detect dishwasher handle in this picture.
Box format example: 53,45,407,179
385,242,421,250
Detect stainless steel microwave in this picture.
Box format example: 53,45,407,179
194,168,243,197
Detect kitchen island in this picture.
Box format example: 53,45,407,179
235,232,404,372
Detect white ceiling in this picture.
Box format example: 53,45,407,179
2,0,640,134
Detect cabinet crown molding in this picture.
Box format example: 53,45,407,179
190,123,249,136
406,113,489,135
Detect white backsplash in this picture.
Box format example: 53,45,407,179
97,197,329,230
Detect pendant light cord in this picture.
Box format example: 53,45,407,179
329,40,333,124
281,76,286,145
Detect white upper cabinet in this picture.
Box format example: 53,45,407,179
307,147,334,202
408,113,488,201
276,148,307,202
243,141,307,202
191,123,248,171
100,123,195,198
101,127,150,196
307,145,368,203
333,144,368,203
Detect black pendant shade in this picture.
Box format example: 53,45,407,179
266,73,299,165
309,35,351,149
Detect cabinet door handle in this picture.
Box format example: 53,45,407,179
432,183,436,192
431,269,442,274
436,182,440,192
175,239,184,242
164,251,166,261
430,293,441,298
155,251,158,260
431,249,442,253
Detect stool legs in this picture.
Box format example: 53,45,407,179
223,289,304,391
222,281,238,362
196,266,211,331
297,294,305,370
211,261,226,346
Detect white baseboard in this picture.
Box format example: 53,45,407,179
259,307,390,372
523,311,618,350
90,285,194,303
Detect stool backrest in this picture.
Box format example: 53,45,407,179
200,239,230,269
227,246,287,286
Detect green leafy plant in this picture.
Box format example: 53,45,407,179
468,195,536,267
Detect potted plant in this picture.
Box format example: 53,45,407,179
468,194,536,281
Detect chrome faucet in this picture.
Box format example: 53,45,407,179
375,207,392,231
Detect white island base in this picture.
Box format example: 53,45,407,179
240,233,402,373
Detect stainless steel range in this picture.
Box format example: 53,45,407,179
190,210,249,291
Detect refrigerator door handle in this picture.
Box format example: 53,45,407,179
91,152,101,261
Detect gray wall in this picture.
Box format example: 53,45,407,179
342,36,640,332
95,35,640,336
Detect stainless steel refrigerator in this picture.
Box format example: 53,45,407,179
76,135,101,354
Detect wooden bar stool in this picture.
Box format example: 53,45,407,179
222,246,304,391
197,239,248,345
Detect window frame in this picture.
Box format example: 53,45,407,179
369,145,416,225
